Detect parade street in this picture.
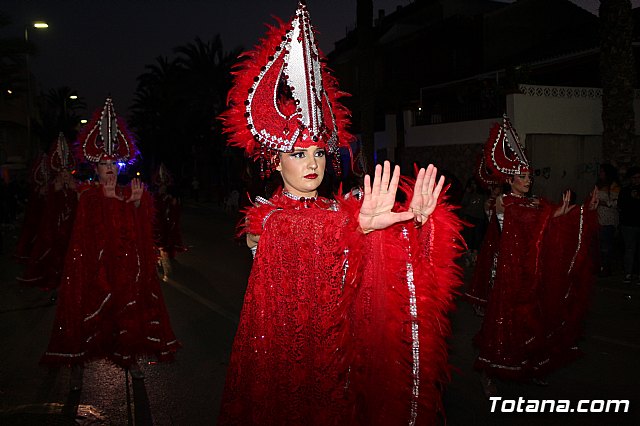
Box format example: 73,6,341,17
1,202,638,425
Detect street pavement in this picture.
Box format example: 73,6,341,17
0,201,638,425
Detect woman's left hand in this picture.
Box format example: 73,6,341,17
127,178,144,204
409,164,445,227
358,161,415,233
554,190,576,217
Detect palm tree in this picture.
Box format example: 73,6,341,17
130,56,187,173
36,86,86,144
173,36,242,192
600,0,637,167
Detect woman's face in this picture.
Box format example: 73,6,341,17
276,145,326,197
95,158,118,183
508,172,531,196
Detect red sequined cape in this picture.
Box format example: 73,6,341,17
218,188,463,426
153,192,186,258
473,195,598,380
18,185,77,290
41,183,180,367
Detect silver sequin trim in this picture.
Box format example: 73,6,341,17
567,206,584,278
84,293,111,322
402,227,419,426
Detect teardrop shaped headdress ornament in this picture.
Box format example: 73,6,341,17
485,114,530,179
78,97,138,163
474,153,501,189
32,153,50,187
49,132,75,172
220,1,353,176
152,163,173,186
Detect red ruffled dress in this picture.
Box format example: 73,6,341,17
473,194,598,380
18,184,77,290
218,188,464,426
41,183,180,367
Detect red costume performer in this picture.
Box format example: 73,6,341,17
42,98,179,369
217,3,464,425
14,153,50,262
18,133,78,290
151,163,185,280
471,116,598,387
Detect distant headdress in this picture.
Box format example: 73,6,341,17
32,153,50,187
49,132,75,172
78,97,138,163
220,0,353,176
484,114,530,180
152,163,173,187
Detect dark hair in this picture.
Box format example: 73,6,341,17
597,163,618,188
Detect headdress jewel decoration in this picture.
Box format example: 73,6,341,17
484,114,530,180
221,1,353,177
78,97,138,163
50,132,76,172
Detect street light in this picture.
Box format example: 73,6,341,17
24,20,48,160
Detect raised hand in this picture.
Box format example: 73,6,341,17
409,164,445,227
127,178,144,204
102,174,123,200
554,189,576,217
358,161,414,233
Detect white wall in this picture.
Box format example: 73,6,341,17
399,84,640,148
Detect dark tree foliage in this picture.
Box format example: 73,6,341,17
129,36,242,197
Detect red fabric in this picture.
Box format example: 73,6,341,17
473,195,597,380
465,205,500,307
218,188,464,425
154,192,186,258
18,185,77,290
41,184,179,367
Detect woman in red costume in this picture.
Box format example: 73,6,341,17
471,116,599,396
151,163,185,281
41,97,180,385
18,133,78,293
217,3,464,425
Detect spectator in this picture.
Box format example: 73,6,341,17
618,166,640,284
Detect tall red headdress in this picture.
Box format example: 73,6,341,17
484,114,530,180
49,132,75,172
78,97,138,163
221,1,353,176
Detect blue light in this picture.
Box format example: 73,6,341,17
117,162,126,169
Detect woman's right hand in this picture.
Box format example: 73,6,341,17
102,175,123,200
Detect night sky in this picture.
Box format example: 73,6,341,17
0,0,624,118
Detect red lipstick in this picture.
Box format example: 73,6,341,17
304,173,318,179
